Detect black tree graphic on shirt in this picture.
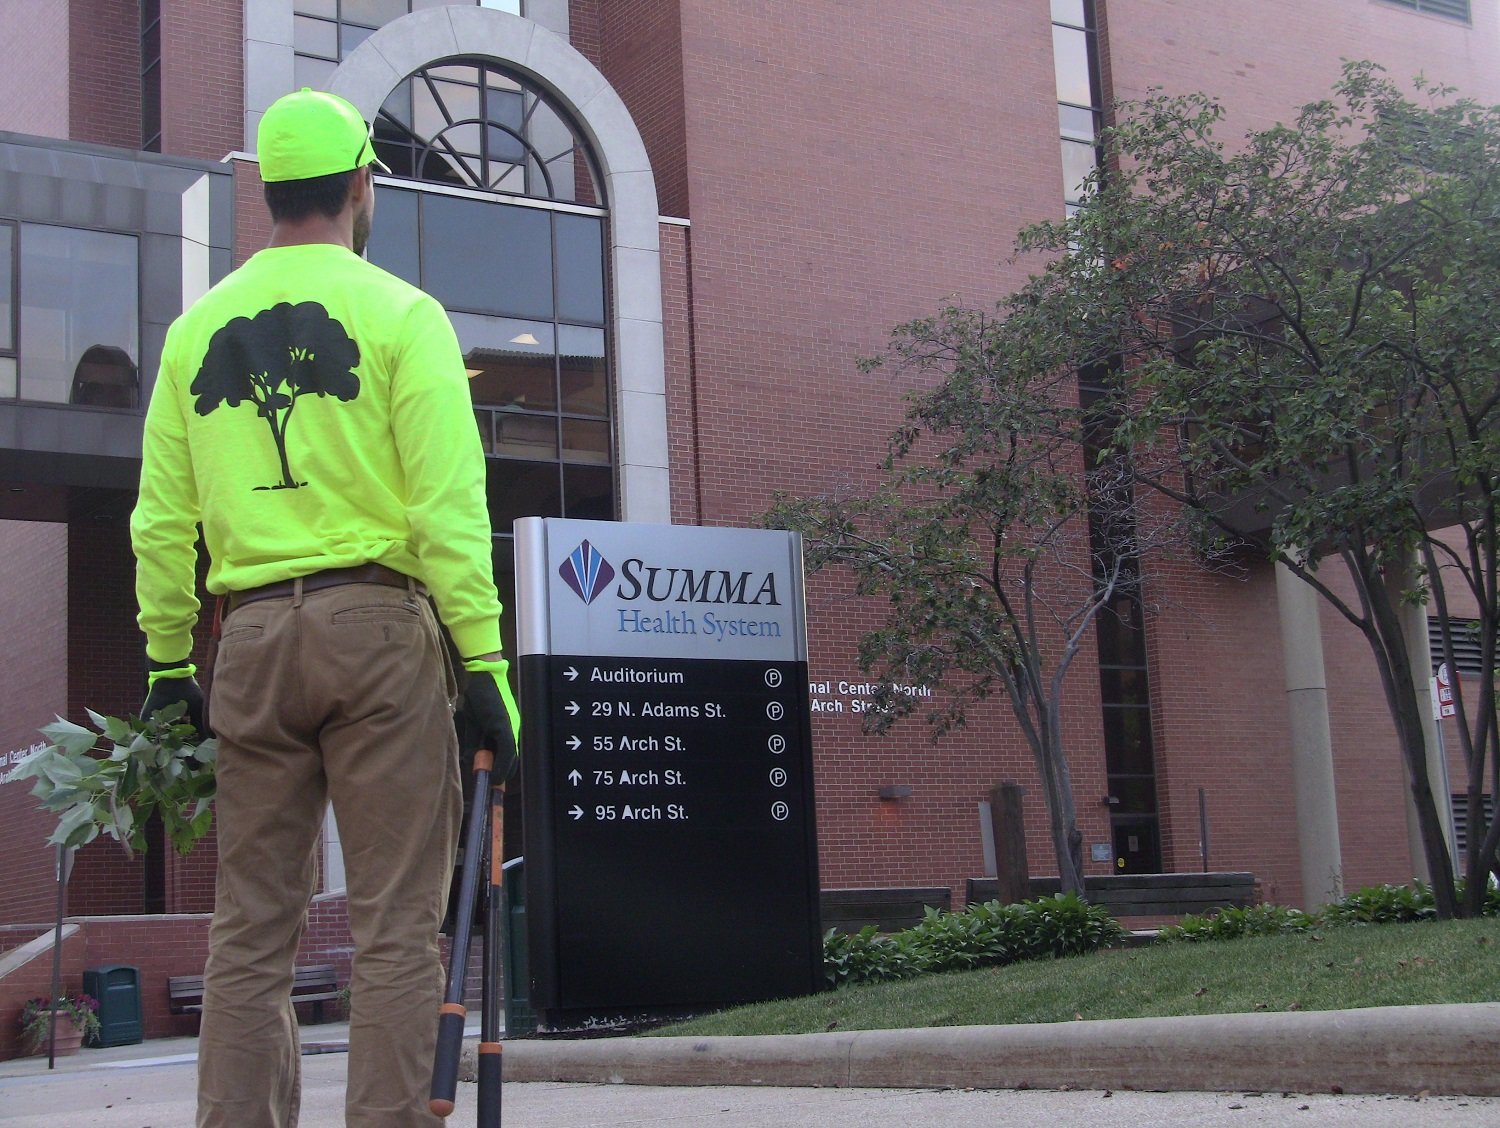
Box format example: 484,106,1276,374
191,301,361,490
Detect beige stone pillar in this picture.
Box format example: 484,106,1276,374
1275,560,1345,909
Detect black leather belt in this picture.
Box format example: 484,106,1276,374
225,563,420,613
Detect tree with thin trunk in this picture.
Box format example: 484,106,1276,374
768,307,1196,896
989,62,1500,917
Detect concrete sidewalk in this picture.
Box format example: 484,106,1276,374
3,1002,1499,1097
4,1007,1500,1126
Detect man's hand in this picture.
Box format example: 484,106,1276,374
141,659,206,738
458,661,520,782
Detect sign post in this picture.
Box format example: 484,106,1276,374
515,518,822,1027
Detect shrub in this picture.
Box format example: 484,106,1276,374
823,893,1126,987
823,925,927,987
1321,882,1438,926
1158,903,1316,943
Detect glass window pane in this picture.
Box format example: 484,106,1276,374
340,21,375,57
1099,666,1149,706
293,0,335,16
434,80,481,125
0,356,15,398
1102,706,1154,774
450,314,556,410
561,418,610,465
294,54,337,92
421,195,553,319
564,464,615,521
1052,25,1092,107
1059,104,1096,143
0,224,12,351
1107,775,1158,814
293,14,338,58
493,412,557,461
486,458,561,530
555,214,605,324
380,80,413,127
486,123,526,169
366,186,419,283
474,408,495,454
558,325,606,416
340,0,407,28
1051,0,1086,26
19,225,139,407
1061,138,1096,204
480,0,523,12
1096,593,1146,665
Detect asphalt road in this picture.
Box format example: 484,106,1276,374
3,1054,1500,1127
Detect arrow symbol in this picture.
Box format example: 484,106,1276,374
564,667,579,681
565,701,580,715
566,736,581,751
568,769,582,786
569,805,584,821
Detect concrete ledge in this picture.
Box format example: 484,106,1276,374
502,1004,1500,1096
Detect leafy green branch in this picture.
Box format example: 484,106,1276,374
13,706,217,856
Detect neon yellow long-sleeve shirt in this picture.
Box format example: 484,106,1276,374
131,243,503,662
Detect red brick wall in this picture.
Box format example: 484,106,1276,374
0,0,69,139
575,0,691,219
1100,0,1500,133
66,504,151,918
159,0,243,161
649,0,1084,898
69,0,142,148
0,521,69,926
0,928,87,1060
234,159,273,265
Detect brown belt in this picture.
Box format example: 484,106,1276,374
225,563,421,614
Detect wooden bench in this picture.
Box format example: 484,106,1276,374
966,872,1258,917
821,887,952,934
169,964,341,1023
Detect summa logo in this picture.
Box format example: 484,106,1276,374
559,540,616,604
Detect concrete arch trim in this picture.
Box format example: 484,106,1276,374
327,6,669,523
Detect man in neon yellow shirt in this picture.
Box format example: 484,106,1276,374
131,88,518,1128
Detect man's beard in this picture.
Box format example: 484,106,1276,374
353,209,371,257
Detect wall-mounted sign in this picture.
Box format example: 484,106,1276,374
515,518,822,1027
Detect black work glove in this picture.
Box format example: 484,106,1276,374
456,668,520,784
142,658,207,738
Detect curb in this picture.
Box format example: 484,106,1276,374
497,1003,1500,1096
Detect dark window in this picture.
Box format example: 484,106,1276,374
1381,0,1471,22
0,221,14,396
17,224,139,408
555,213,605,324
141,0,162,151
421,194,553,319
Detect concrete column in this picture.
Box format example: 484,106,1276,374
1385,553,1456,882
1275,560,1345,909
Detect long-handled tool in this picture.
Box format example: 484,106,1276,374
476,777,506,1125
430,748,499,1119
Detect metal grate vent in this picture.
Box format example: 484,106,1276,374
1382,0,1471,23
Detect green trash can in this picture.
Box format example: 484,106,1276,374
84,965,143,1047
502,856,535,1038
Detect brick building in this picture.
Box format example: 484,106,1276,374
0,0,1496,1052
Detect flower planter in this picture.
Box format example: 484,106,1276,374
27,1014,83,1057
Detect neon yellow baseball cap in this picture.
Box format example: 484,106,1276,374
258,88,391,183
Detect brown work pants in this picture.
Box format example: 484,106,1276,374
197,578,461,1128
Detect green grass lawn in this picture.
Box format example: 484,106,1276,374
652,917,1500,1038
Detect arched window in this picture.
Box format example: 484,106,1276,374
374,60,601,206
361,58,615,606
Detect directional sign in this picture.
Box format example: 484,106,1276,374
515,518,821,1026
